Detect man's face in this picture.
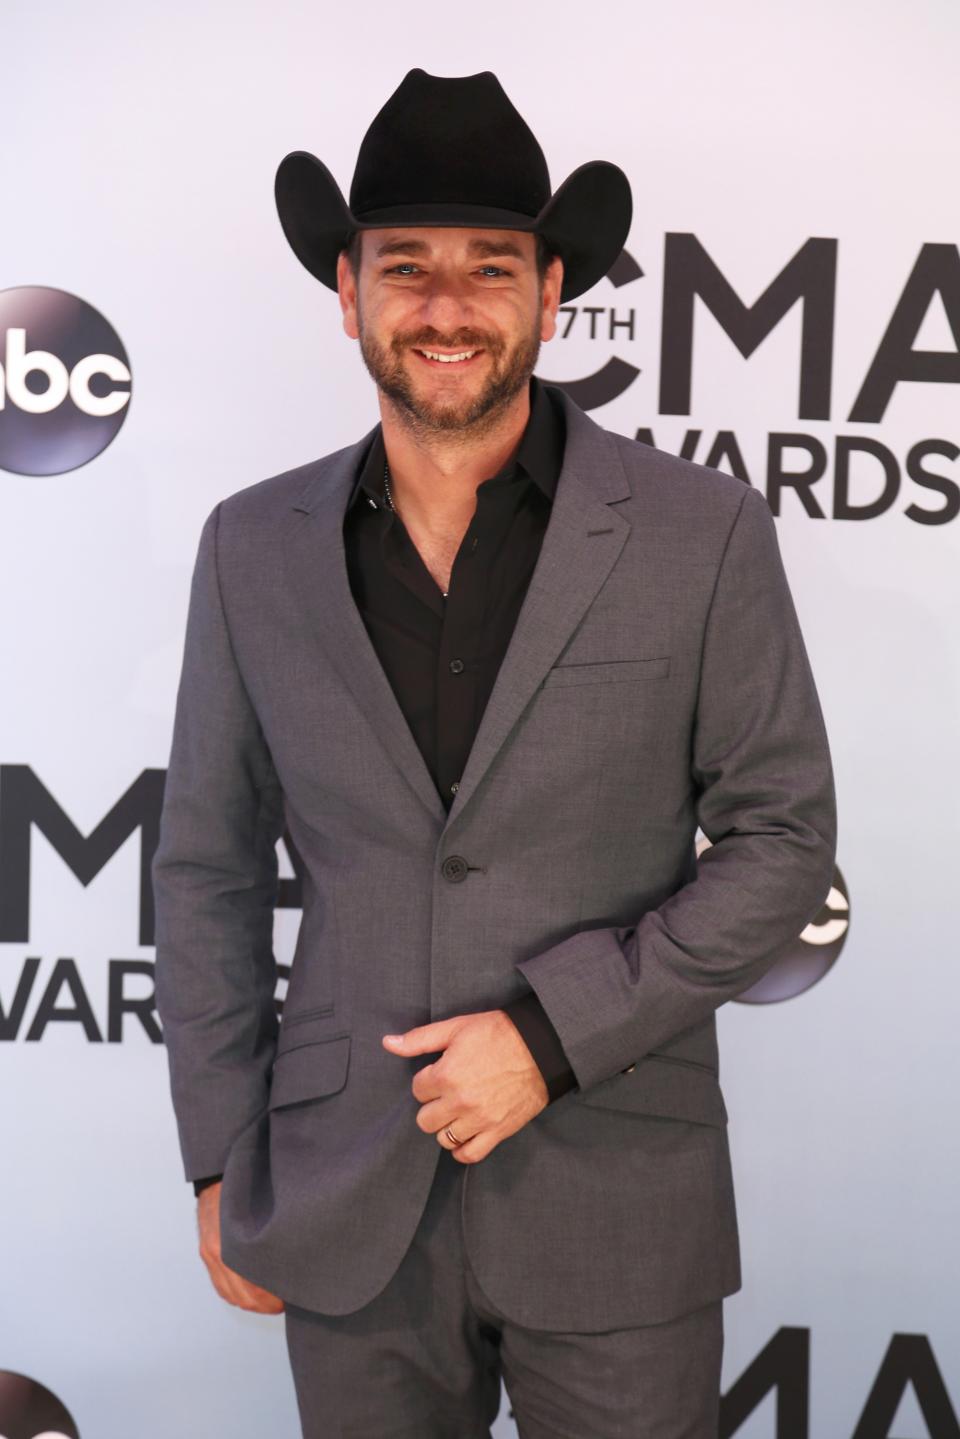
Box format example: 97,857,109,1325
337,227,563,437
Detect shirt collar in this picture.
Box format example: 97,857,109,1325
346,374,565,514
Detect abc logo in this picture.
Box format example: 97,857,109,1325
0,286,131,476
697,836,850,1002
0,1370,78,1439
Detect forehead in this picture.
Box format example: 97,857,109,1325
361,227,535,262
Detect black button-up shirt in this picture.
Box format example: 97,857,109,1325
192,376,577,1196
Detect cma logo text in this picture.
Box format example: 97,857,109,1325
719,1328,957,1438
549,239,960,524
555,237,959,423
0,766,297,1044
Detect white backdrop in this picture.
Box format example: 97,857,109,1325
2,1,958,1435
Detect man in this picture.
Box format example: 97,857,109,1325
152,68,837,1438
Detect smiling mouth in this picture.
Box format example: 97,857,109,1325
413,348,484,366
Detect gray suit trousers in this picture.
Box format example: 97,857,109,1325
283,1146,723,1439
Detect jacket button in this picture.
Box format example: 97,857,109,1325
441,855,469,883
621,1063,636,1073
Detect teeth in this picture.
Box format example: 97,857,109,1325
420,349,477,363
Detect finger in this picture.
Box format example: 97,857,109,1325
414,1099,457,1133
199,1231,223,1269
383,1017,461,1057
410,1060,444,1104
201,1252,236,1304
236,1282,285,1315
435,1117,483,1150
227,1281,283,1314
212,1257,285,1313
435,1124,466,1149
449,1129,497,1164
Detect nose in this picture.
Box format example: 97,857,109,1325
416,268,476,337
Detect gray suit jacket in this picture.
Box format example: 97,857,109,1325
152,385,836,1331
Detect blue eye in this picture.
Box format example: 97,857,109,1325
385,263,509,277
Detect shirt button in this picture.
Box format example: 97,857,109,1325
441,855,469,883
450,781,459,794
449,658,465,674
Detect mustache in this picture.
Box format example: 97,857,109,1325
392,331,501,353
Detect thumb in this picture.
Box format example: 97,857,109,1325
382,1019,459,1056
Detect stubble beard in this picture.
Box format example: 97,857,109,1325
356,295,543,446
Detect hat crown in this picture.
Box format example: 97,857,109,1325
349,68,551,220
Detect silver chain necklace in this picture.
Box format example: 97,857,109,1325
383,459,448,599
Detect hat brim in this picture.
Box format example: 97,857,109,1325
275,152,631,304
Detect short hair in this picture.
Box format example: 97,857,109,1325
343,229,556,284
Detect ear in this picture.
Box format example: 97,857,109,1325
337,248,360,340
540,253,565,343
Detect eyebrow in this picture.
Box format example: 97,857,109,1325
373,236,528,261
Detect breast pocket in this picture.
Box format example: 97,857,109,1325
541,656,671,688
529,652,676,816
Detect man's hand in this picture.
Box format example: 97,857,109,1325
197,1183,284,1314
382,1009,549,1163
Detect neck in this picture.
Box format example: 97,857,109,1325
379,385,532,534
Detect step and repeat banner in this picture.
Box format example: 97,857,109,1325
2,2,957,1436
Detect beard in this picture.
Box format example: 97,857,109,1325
356,299,543,443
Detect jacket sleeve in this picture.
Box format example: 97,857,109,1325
152,502,285,1182
514,484,838,1092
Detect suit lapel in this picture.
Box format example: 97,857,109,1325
283,388,632,831
442,393,632,831
285,425,449,824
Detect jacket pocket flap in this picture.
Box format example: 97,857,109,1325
577,1054,727,1128
268,1035,351,1110
542,656,670,688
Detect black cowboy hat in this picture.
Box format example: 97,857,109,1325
274,68,632,305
